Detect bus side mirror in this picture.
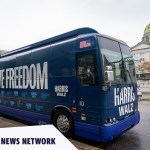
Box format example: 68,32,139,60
104,66,114,83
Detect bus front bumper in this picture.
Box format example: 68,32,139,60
75,111,140,142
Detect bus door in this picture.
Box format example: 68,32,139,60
76,50,99,123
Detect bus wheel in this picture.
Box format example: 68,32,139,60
53,110,73,137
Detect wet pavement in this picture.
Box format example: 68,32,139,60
0,101,149,150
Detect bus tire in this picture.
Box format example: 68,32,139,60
52,110,73,137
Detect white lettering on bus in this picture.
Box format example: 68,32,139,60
54,85,68,97
114,87,135,116
0,62,48,90
23,66,29,89
118,103,133,116
0,69,5,88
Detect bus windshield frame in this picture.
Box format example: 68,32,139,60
98,36,136,84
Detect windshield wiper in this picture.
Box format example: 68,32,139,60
123,56,133,62
108,59,122,65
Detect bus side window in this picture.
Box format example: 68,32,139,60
77,51,98,86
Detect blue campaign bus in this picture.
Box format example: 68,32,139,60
0,28,140,142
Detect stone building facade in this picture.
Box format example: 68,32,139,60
132,23,150,100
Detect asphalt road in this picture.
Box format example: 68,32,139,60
0,101,149,150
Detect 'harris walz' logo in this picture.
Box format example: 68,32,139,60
0,62,48,90
114,87,135,116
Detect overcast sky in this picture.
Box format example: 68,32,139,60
0,0,150,51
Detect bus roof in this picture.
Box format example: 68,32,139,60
1,27,98,57
1,27,128,57
97,33,128,46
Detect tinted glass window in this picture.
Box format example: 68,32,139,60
77,51,98,86
98,37,123,84
98,36,136,84
98,37,122,64
120,43,136,83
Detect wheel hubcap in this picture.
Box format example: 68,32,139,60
57,115,69,133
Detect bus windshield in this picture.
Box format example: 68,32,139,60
98,36,136,84
120,43,136,84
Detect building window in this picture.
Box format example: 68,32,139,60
146,36,149,42
140,58,145,61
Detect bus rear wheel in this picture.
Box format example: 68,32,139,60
52,110,73,137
